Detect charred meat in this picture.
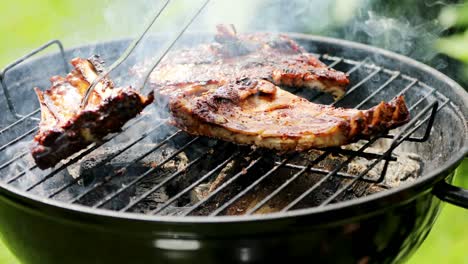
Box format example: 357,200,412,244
32,56,154,169
134,24,349,99
133,25,409,151
169,78,409,151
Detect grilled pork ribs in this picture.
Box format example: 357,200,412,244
32,56,154,169
168,79,409,151
139,24,349,100
32,25,410,169
136,25,410,151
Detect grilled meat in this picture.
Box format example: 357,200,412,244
132,25,409,151
32,56,154,169
134,24,349,99
168,78,409,151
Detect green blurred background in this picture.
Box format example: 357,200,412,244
0,1,467,263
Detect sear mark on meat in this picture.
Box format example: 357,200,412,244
168,78,410,152
132,24,349,100
131,24,410,152
32,56,154,170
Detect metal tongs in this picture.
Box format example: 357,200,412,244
80,0,210,109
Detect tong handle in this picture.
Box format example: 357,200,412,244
1,40,69,119
138,0,210,95
80,0,171,109
81,0,210,108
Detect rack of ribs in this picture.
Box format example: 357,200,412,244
133,24,410,151
168,79,409,151
135,24,350,100
32,56,154,169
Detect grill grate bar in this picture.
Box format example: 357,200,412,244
331,68,382,106
150,151,240,215
93,136,201,208
210,155,295,216
70,130,184,204
0,109,40,135
355,72,400,109
0,150,29,171
326,58,343,68
395,78,418,97
280,138,378,212
408,88,436,112
320,100,443,206
0,127,37,153
120,154,207,212
322,148,396,161
181,151,261,216
6,164,37,184
278,163,391,183
4,115,148,184
345,57,371,75
245,151,330,215
48,122,166,198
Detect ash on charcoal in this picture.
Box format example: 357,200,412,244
58,131,422,216
127,151,190,214
66,144,169,181
56,140,195,208
186,141,423,216
80,139,237,214
191,156,246,204
343,141,422,186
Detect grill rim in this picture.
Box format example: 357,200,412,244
0,33,466,224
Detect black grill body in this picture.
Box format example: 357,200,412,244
0,34,466,264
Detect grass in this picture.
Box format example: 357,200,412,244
0,1,467,263
0,240,17,264
407,162,468,264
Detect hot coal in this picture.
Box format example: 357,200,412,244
62,134,422,216
187,141,422,216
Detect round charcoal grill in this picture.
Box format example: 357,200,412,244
0,34,467,264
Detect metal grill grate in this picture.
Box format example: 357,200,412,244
0,39,447,217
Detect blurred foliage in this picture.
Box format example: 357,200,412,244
0,1,467,264
408,161,468,264
0,239,17,264
437,1,468,78
438,31,468,63
253,0,468,87
0,0,107,67
334,0,468,87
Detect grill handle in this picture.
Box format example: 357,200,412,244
0,40,69,119
433,160,468,209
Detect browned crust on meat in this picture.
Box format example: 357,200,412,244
32,56,154,169
168,79,409,151
138,25,408,152
133,25,349,100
